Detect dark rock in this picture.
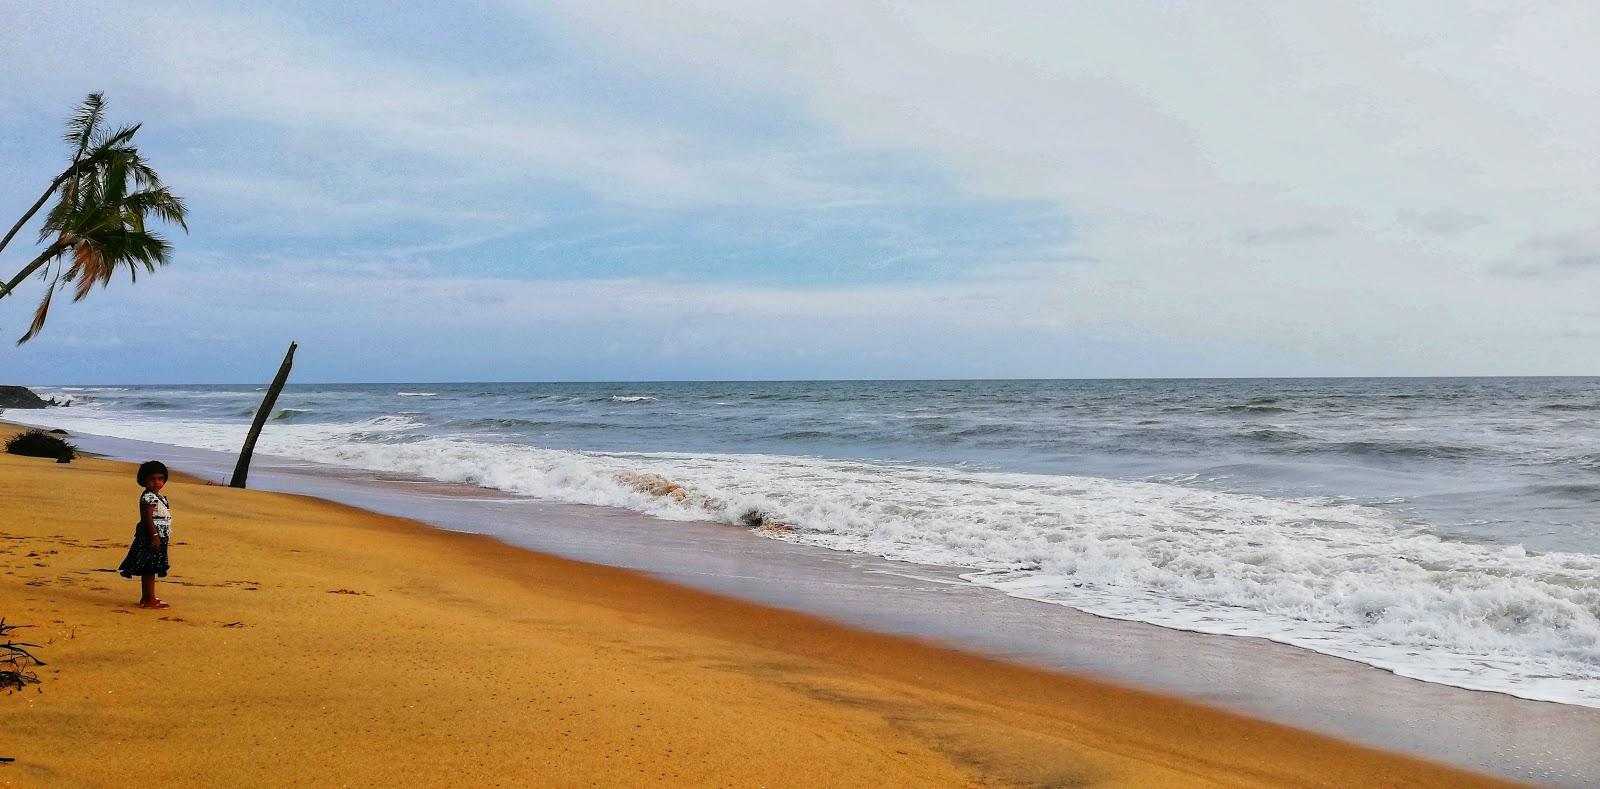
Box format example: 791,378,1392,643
0,386,50,409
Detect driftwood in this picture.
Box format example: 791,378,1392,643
0,619,44,691
230,341,296,489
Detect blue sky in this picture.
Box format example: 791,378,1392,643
4,2,1600,382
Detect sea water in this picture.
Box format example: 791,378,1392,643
14,377,1600,707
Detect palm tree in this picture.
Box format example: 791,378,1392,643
0,94,187,344
1,94,135,257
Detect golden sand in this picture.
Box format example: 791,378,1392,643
0,425,1514,787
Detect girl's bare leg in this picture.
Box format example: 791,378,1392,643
140,574,156,606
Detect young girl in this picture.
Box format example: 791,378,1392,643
118,461,172,609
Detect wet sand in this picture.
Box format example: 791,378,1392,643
0,425,1514,786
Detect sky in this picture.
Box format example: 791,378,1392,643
3,1,1599,383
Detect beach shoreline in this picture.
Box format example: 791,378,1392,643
0,421,1524,786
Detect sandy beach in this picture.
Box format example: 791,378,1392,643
0,424,1514,787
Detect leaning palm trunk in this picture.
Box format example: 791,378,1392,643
0,242,67,300
0,169,77,259
231,342,297,489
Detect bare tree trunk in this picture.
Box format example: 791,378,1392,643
230,341,297,489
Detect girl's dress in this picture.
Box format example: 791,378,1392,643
118,490,171,578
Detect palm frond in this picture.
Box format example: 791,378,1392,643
83,144,158,187
66,240,104,291
118,151,160,189
17,282,56,344
62,93,106,152
11,92,186,343
94,122,141,149
67,230,171,301
123,188,189,231
103,157,129,204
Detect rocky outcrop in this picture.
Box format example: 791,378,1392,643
0,386,50,409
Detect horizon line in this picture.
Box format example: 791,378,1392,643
23,374,1600,387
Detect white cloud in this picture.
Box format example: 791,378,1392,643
7,2,1600,377
0,2,877,211
7,251,1595,383
522,0,1600,371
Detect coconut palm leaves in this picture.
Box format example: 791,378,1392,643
0,93,187,344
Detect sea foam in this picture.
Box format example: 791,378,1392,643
15,405,1600,708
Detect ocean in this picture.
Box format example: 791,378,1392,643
14,377,1600,709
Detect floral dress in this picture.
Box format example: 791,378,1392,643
118,490,171,578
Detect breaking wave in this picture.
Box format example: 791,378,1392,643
11,405,1600,709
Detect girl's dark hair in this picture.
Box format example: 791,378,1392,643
137,460,169,486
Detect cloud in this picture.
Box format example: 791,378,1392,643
1398,208,1489,236
7,245,1596,384
496,0,1600,372
0,3,936,217
8,2,1600,379
1237,224,1339,245
1490,232,1600,278
1556,253,1600,269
